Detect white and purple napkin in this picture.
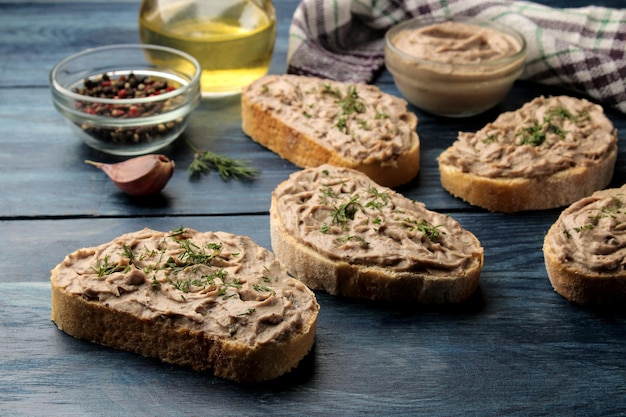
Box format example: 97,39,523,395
287,0,626,114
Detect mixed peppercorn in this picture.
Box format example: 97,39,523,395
73,72,182,145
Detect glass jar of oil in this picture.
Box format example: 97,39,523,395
139,0,276,97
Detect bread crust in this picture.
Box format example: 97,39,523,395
439,144,617,213
241,75,420,187
270,206,481,303
50,229,319,383
543,233,626,305
438,95,618,212
51,284,317,382
543,188,626,305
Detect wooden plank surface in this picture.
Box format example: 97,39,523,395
1,1,625,219
2,80,625,218
2,214,626,415
2,275,626,416
2,0,626,415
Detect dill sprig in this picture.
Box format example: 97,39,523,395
92,255,126,277
395,217,444,241
321,84,366,133
415,219,444,241
338,85,366,115
238,308,255,316
331,195,361,224
187,142,260,181
517,121,547,146
566,194,626,236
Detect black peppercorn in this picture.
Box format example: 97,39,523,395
73,72,182,146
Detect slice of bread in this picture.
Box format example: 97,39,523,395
270,164,484,303
543,185,626,305
438,96,618,212
50,227,319,383
241,74,420,187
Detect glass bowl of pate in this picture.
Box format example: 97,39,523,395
385,16,526,117
50,44,201,156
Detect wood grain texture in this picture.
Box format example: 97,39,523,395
2,0,626,415
2,277,626,416
2,83,624,218
3,214,626,416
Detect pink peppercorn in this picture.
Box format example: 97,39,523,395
73,72,181,145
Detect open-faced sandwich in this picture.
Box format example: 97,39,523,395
544,185,626,305
270,164,484,303
50,227,319,383
242,74,420,187
438,95,618,212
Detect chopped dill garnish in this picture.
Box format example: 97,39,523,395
238,308,255,316
92,255,126,277
253,284,274,293
516,105,589,147
517,121,546,146
338,85,366,115
573,223,595,232
341,234,370,246
331,195,361,224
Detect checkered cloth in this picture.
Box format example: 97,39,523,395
287,0,626,114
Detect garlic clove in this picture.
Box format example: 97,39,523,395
85,154,175,196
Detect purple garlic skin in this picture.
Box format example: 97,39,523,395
85,154,175,196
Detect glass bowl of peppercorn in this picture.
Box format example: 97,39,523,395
50,44,201,155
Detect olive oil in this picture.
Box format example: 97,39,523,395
139,0,276,97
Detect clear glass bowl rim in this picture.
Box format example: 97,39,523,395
49,43,202,106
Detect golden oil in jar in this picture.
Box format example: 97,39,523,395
139,0,276,97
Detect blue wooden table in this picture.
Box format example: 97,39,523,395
1,1,625,416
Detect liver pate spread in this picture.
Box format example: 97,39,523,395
273,165,483,272
392,20,521,67
438,96,617,178
245,74,417,163
548,185,626,274
51,228,319,346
